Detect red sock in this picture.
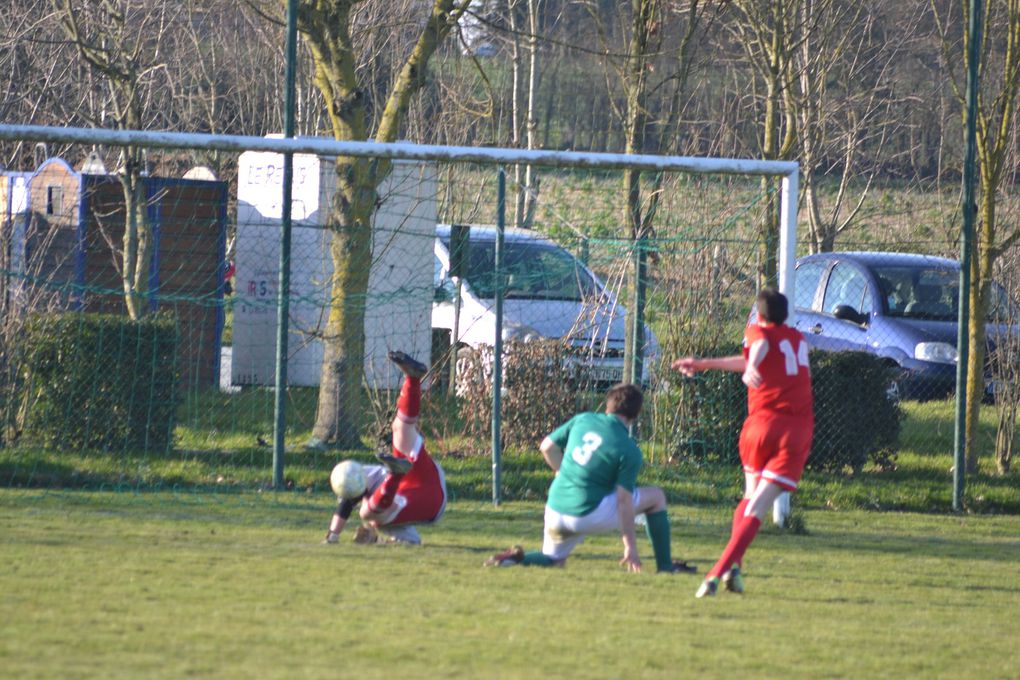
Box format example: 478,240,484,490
730,499,750,566
369,475,401,512
396,376,421,421
709,514,762,579
732,499,749,533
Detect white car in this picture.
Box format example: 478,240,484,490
432,224,658,385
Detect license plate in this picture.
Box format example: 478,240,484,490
588,365,624,383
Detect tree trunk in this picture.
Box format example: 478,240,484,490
758,76,781,288
621,0,653,385
310,160,376,447
521,0,541,228
963,196,996,473
118,152,151,320
299,0,467,446
508,0,525,228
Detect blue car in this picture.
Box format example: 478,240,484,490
791,251,1017,400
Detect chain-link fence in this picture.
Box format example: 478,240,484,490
1,126,1017,512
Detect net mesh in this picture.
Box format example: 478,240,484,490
1,135,1018,514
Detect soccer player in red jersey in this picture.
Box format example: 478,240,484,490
672,288,814,597
323,351,447,546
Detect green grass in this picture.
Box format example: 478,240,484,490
4,391,1019,513
2,490,1019,679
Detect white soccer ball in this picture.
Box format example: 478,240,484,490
330,460,366,499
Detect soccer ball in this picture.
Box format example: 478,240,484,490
330,460,366,499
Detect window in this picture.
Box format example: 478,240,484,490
794,261,827,311
822,264,869,315
46,185,62,216
441,237,598,301
872,265,957,320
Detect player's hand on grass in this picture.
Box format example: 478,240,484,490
620,548,642,573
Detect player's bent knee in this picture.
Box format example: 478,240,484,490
638,486,667,513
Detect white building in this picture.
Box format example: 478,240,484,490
232,149,436,389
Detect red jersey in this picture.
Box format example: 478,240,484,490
742,323,814,420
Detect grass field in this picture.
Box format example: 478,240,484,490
3,490,1019,679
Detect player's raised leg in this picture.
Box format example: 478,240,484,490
388,350,427,456
361,351,426,521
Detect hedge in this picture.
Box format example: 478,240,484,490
16,312,180,453
670,349,901,474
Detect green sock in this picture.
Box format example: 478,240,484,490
522,551,555,567
644,510,673,572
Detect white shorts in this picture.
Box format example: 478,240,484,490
541,488,644,561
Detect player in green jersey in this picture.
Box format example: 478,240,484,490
485,383,695,573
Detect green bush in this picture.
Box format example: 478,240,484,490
808,351,901,473
663,366,746,465
663,349,901,474
16,312,180,453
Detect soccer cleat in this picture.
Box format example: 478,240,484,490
388,350,428,379
695,577,719,598
376,451,414,475
723,565,744,594
484,545,525,567
660,559,697,574
353,524,379,544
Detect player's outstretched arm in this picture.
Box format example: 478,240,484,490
672,354,746,376
615,486,642,573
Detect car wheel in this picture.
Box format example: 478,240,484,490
884,361,904,403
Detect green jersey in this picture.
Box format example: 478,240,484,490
545,412,643,517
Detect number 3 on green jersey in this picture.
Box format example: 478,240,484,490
571,432,603,466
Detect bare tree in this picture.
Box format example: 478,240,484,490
724,0,803,287
53,0,179,320
933,0,1020,473
278,0,472,449
796,1,907,253
583,0,710,382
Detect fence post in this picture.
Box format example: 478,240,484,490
272,0,298,490
492,167,506,506
954,0,982,511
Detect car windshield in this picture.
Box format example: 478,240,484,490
442,237,599,301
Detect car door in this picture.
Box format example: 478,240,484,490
790,259,831,349
809,261,874,353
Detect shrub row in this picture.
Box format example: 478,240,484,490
14,312,180,452
459,342,901,475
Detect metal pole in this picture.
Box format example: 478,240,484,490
273,0,298,490
630,234,646,388
954,0,982,511
492,168,506,506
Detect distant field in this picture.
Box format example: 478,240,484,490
2,491,1019,679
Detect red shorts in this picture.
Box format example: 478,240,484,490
388,438,447,526
738,412,813,491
